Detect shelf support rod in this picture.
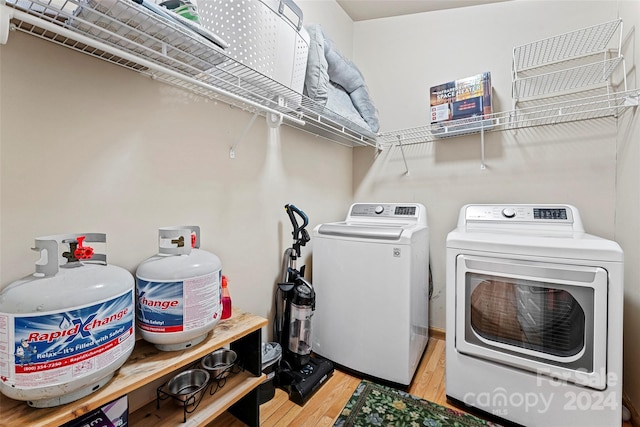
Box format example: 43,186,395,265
229,112,259,158
480,124,486,170
396,135,410,176
6,7,306,127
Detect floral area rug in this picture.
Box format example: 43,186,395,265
334,380,501,427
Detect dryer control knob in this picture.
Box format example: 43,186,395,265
502,208,516,218
375,205,384,214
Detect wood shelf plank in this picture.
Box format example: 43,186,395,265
129,372,266,426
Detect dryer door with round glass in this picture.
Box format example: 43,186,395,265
454,254,608,390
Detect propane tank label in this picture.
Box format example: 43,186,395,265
0,291,134,389
136,271,220,333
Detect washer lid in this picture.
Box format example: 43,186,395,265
316,223,404,240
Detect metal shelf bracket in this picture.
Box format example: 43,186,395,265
1,4,14,45
266,111,283,128
266,96,285,129
396,135,410,176
624,94,639,107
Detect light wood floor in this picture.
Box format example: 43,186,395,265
208,338,633,426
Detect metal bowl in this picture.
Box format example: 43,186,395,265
166,368,210,406
200,348,237,379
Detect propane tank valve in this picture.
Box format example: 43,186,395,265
62,236,94,263
74,236,94,259
171,236,185,247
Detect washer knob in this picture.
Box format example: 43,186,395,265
502,208,516,218
374,205,384,214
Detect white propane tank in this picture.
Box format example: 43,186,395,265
136,226,222,351
0,233,135,408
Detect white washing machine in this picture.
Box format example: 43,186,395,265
311,203,429,386
446,204,623,426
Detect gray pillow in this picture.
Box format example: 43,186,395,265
303,24,379,133
326,83,372,131
322,28,379,133
350,86,379,133
303,24,330,105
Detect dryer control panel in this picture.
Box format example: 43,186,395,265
461,204,582,230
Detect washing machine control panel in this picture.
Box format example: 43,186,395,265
464,205,575,224
350,203,418,218
346,203,427,226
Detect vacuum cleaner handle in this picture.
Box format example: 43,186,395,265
285,204,309,243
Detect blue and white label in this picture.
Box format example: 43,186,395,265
137,280,184,333
136,271,220,334
0,291,134,389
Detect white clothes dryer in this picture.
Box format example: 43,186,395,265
312,203,429,386
446,204,623,427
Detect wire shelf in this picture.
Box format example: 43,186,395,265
3,2,634,155
513,19,622,71
379,89,639,147
512,19,625,102
513,56,623,99
380,17,636,172
1,0,378,148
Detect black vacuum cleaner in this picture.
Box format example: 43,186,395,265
273,204,334,405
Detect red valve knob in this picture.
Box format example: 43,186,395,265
74,236,94,259
191,232,196,248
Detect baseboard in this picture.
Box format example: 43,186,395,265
429,326,445,341
623,392,639,426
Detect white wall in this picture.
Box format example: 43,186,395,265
616,0,640,411
298,0,354,56
351,0,640,411
0,2,355,340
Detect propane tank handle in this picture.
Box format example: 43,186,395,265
158,226,200,255
32,233,107,277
